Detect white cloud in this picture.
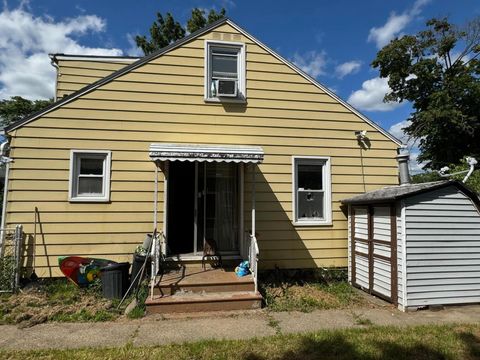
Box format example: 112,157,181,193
219,0,236,8
126,33,143,57
389,119,424,173
408,150,425,174
347,77,402,111
0,6,123,100
389,119,411,142
335,60,361,79
292,50,327,78
368,0,431,49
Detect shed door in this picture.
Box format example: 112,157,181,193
351,205,397,305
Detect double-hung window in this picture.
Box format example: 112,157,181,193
293,157,331,225
205,40,245,101
69,150,111,202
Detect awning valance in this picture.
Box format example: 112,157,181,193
149,143,264,163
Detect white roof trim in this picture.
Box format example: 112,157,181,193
149,143,264,163
225,20,402,146
51,54,139,63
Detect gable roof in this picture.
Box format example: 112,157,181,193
342,180,480,209
5,17,402,145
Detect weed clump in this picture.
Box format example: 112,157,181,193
260,268,362,312
0,278,120,327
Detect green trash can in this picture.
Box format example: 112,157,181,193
100,262,130,299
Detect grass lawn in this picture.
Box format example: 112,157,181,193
0,324,479,359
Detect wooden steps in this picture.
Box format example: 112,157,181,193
146,266,262,314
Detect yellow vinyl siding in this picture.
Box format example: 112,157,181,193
56,59,135,98
6,23,398,276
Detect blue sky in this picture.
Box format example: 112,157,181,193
0,0,479,170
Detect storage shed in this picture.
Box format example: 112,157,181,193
342,180,480,311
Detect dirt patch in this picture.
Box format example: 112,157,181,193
0,279,119,328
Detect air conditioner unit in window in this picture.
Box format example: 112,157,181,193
217,79,238,97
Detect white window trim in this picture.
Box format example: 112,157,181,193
204,40,246,103
292,156,332,226
69,150,112,203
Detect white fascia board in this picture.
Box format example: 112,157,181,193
50,54,140,63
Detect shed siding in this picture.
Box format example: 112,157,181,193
6,23,398,276
404,186,480,307
372,206,391,298
396,202,404,308
352,207,369,289
348,206,351,282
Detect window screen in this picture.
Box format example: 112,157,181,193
295,159,327,222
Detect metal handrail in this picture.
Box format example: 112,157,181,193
150,230,165,300
248,233,259,294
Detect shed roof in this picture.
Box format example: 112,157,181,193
342,180,480,208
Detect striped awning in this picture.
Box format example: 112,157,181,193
149,143,264,163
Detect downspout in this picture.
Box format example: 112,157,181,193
0,137,12,245
49,54,59,102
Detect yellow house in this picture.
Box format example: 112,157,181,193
2,18,401,281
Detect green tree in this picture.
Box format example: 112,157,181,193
372,17,480,170
135,8,226,55
0,96,53,128
187,8,226,34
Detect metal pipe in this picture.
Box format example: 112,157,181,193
162,161,169,255
0,147,11,248
437,157,477,183
153,163,158,231
396,153,411,185
50,55,60,102
251,164,256,237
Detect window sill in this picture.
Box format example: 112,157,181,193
69,197,110,203
204,97,247,104
293,220,332,227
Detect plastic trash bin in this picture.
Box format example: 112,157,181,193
130,254,151,289
100,262,130,299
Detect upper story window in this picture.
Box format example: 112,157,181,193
292,156,332,226
205,40,246,102
69,150,111,202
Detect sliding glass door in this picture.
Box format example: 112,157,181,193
195,162,239,254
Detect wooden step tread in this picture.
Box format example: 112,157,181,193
146,291,262,305
155,268,254,287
